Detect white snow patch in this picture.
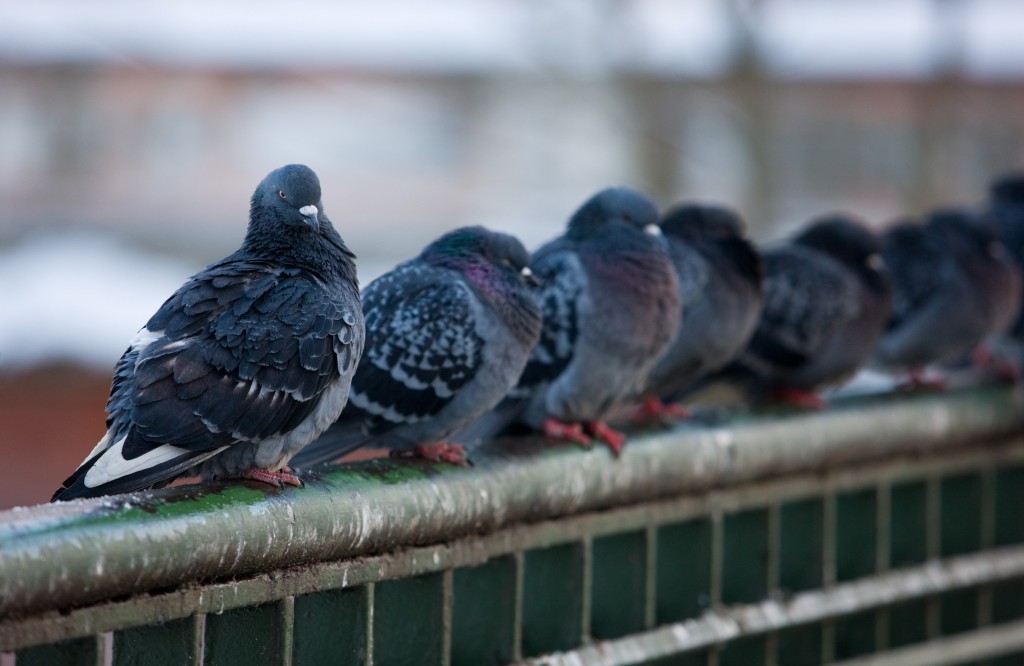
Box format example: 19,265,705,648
0,233,197,370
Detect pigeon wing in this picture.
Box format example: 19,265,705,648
746,248,858,370
53,259,361,499
514,242,585,392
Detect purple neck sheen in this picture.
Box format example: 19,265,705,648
460,259,507,301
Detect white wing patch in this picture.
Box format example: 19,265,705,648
83,436,226,489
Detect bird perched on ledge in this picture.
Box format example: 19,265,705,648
636,203,764,421
720,214,890,409
470,186,680,454
52,164,364,501
291,226,543,467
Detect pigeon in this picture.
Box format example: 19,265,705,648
636,203,764,420
474,186,681,454
52,164,364,501
984,174,1024,370
290,226,543,467
722,214,890,408
874,209,1020,385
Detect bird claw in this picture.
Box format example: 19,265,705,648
766,387,827,410
239,467,305,488
901,369,948,391
541,418,592,447
583,421,626,456
631,395,690,424
391,443,470,466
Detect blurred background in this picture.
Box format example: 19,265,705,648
1,0,1023,509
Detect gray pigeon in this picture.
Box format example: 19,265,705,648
873,209,1021,384
484,186,681,453
722,214,890,408
637,203,763,419
290,226,543,467
984,174,1024,373
52,165,364,501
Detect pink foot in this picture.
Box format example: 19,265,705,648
901,368,948,391
239,467,304,488
583,421,627,456
541,418,592,447
391,442,469,466
971,346,1019,382
766,387,827,410
631,395,691,424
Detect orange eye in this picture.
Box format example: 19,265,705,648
277,190,287,200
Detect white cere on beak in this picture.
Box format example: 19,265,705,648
866,253,885,270
520,267,534,278
643,223,663,237
299,205,318,217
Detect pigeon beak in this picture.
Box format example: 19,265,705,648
643,223,662,237
299,205,320,233
520,266,541,286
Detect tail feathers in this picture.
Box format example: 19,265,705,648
51,433,226,502
289,419,374,468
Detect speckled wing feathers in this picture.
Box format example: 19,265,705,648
347,264,484,425
513,244,584,393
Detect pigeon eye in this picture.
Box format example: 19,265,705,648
277,190,287,200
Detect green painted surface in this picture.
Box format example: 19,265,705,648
293,587,367,666
18,636,98,666
656,519,712,623
836,488,877,582
722,508,769,604
940,588,979,636
373,573,445,666
521,543,584,657
993,650,1024,666
941,473,984,557
451,556,516,666
204,603,282,666
591,531,647,640
888,598,929,648
833,610,876,660
780,498,824,593
890,481,928,567
718,636,766,666
647,649,709,666
777,624,822,666
992,577,1024,623
2,385,1021,624
114,617,196,666
995,465,1024,546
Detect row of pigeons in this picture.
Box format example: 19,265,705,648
50,165,1024,501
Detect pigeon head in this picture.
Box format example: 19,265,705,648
795,214,888,291
251,164,323,234
991,172,1024,205
565,186,661,241
423,226,538,286
927,208,1007,261
660,203,745,241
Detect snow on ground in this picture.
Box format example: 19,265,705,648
0,234,199,371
